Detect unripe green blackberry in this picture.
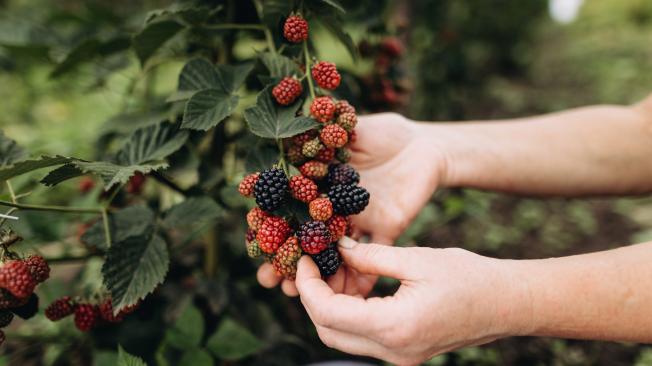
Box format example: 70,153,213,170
336,148,351,163
302,138,323,158
246,240,263,258
336,112,357,132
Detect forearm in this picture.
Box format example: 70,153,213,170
421,98,652,196
504,242,652,342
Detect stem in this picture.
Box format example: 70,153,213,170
277,139,289,176
0,200,103,214
303,41,316,99
101,208,112,247
5,182,16,204
203,23,266,31
253,0,277,54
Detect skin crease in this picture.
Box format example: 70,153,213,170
256,96,652,364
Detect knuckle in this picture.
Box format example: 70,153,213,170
316,328,335,348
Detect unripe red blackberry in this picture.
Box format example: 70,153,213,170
238,173,259,197
283,15,309,43
311,61,341,90
253,168,289,212
315,147,335,163
246,207,269,231
310,96,336,123
337,112,357,132
289,175,319,203
298,221,332,254
292,130,318,146
276,236,302,265
24,255,50,283
98,299,124,323
272,77,303,105
78,176,95,194
311,244,342,277
256,216,291,254
0,310,13,327
272,256,297,280
127,173,146,194
302,138,323,158
309,198,333,221
74,303,99,332
327,215,349,240
299,161,328,180
45,296,75,321
328,184,370,216
320,124,348,148
327,164,360,186
287,144,306,165
0,260,36,299
335,100,356,116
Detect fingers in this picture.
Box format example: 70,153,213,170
281,279,299,297
257,263,282,288
315,325,392,361
296,256,391,335
338,237,412,279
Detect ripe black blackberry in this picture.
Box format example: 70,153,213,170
327,184,370,215
311,245,342,277
0,310,13,327
327,164,360,186
254,168,289,212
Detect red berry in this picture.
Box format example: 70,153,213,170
337,112,357,132
309,198,333,221
292,130,318,146
272,256,297,280
246,207,269,231
327,215,349,240
78,177,95,194
45,296,75,321
0,260,36,299
74,303,99,332
310,96,336,123
335,100,356,116
320,124,349,148
287,144,306,165
298,221,332,254
238,173,260,197
311,61,341,90
283,15,309,43
256,217,291,254
127,173,146,194
98,299,124,323
24,255,50,283
299,161,328,180
289,175,319,203
272,77,303,105
380,37,404,57
315,147,335,163
276,236,302,265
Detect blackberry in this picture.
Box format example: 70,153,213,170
327,164,360,186
298,221,332,254
11,293,39,320
311,245,342,277
328,184,370,215
25,255,50,283
45,296,75,321
254,168,289,212
0,310,13,327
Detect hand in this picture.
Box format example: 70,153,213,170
295,237,530,365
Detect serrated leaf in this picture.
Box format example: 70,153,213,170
173,59,252,102
39,164,84,186
116,122,189,165
182,89,239,131
259,52,300,78
0,131,27,167
118,345,147,366
206,318,262,361
81,205,155,250
162,196,221,229
166,304,204,349
0,155,72,181
244,87,318,139
99,109,170,136
103,234,169,312
217,63,254,93
69,161,168,190
179,349,213,366
133,20,184,66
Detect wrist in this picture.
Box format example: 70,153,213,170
490,258,538,337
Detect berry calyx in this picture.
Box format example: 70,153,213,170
311,245,342,277
327,215,349,240
238,173,260,197
0,260,36,299
45,296,75,321
309,198,333,221
283,15,309,43
299,161,328,180
328,184,370,215
327,164,360,186
256,216,291,254
289,175,319,203
272,77,303,105
310,96,336,123
337,112,357,132
253,168,289,212
298,221,332,254
24,255,50,283
276,236,302,265
246,207,269,231
74,303,98,332
320,124,349,148
311,61,341,90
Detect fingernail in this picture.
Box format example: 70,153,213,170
338,236,358,249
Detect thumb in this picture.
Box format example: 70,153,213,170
338,236,412,279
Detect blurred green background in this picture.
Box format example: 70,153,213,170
2,0,652,365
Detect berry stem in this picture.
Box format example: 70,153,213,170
0,200,104,215
303,40,316,100
101,208,112,248
202,23,266,31
5,182,16,204
252,0,277,54
276,139,290,176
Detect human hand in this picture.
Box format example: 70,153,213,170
295,237,531,365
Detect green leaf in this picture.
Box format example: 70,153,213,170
52,160,168,191
146,4,220,25
217,63,254,94
182,89,239,131
179,349,213,366
116,122,189,165
99,110,170,136
133,20,184,66
245,145,278,173
39,164,84,186
81,205,155,250
206,318,262,361
0,155,72,181
172,59,253,102
0,131,27,167
162,197,222,229
50,36,130,78
259,52,300,78
166,304,204,349
319,0,346,13
319,18,358,61
117,345,147,366
244,87,318,139
102,234,169,312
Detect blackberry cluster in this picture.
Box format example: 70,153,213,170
239,10,371,280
